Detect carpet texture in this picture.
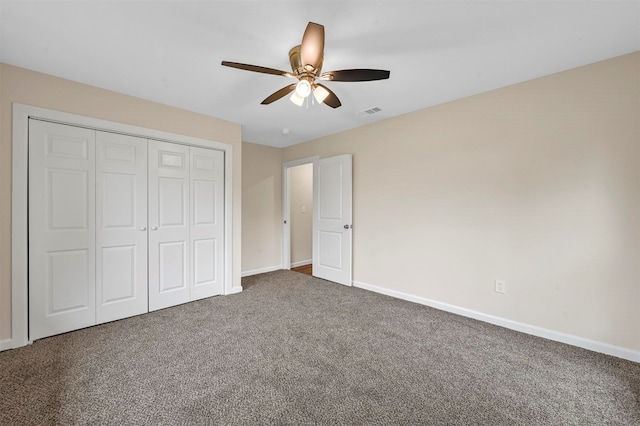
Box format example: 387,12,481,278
1,270,638,425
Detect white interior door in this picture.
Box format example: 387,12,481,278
29,120,96,340
148,140,190,311
312,154,353,286
96,131,148,323
189,147,225,300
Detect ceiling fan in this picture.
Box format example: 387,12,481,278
221,22,390,109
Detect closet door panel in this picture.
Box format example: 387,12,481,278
29,120,96,340
190,147,225,300
148,141,191,311
96,131,148,323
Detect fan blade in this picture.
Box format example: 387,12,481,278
320,69,390,82
261,84,297,104
300,22,324,71
221,61,293,78
315,83,341,108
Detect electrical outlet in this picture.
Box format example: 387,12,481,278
495,280,506,294
301,206,306,214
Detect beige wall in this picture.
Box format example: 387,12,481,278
0,63,243,341
283,53,640,352
241,142,283,273
290,163,313,265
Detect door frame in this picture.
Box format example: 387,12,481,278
281,156,318,270
9,103,235,350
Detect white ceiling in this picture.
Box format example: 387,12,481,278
1,1,638,148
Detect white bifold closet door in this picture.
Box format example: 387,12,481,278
29,120,225,340
148,141,224,311
95,131,148,324
29,120,97,340
188,146,225,301
148,141,190,310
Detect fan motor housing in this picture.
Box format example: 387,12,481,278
289,45,322,77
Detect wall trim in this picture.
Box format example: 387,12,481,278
353,280,640,363
291,259,312,268
241,265,282,277
0,339,15,352
228,286,243,295
9,103,235,351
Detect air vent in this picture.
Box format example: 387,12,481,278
357,107,382,117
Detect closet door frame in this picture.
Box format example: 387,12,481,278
9,103,237,351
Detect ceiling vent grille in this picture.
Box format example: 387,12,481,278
357,107,382,117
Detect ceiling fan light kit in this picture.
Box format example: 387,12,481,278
313,85,330,103
294,79,312,98
221,22,390,109
290,91,305,107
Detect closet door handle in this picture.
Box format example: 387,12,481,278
140,227,147,231
151,226,158,231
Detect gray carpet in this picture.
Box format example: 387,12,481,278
1,270,638,425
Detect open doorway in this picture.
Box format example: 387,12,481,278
283,155,353,285
289,163,313,275
282,157,318,274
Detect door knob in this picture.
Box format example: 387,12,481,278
151,226,158,231
344,224,352,229
140,227,147,231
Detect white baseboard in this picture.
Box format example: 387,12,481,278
241,265,282,277
353,280,640,363
0,338,15,352
291,259,312,268
227,286,243,295
1,338,31,352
